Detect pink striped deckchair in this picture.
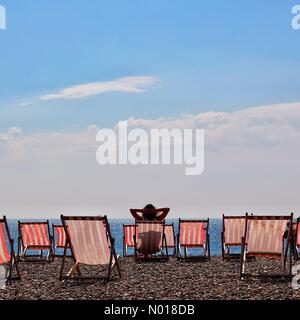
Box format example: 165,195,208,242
123,223,176,257
123,224,135,257
0,216,20,280
59,215,121,281
18,221,53,262
239,213,293,280
293,219,300,259
52,224,71,258
162,224,176,256
177,219,210,261
134,221,168,261
221,215,246,260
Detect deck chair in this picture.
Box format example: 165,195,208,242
123,224,135,257
59,215,121,281
0,216,20,281
221,215,246,260
133,221,168,262
52,224,71,259
18,221,53,262
239,213,293,280
177,219,210,261
162,224,176,256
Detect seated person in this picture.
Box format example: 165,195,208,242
130,204,170,222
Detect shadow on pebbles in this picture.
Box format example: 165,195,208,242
1,257,300,300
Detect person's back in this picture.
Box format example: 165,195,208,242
130,204,170,222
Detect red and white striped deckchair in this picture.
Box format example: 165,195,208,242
239,213,293,280
123,224,135,257
0,216,20,280
161,224,176,256
292,219,300,259
59,215,121,281
18,221,53,262
134,221,168,261
177,219,210,261
52,224,71,258
221,215,246,260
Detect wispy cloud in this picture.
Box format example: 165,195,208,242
19,101,34,107
39,76,158,101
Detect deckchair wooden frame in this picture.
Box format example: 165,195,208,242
17,220,53,262
133,221,169,262
221,215,246,260
0,216,21,281
59,215,121,281
239,213,293,280
52,224,71,259
177,219,210,262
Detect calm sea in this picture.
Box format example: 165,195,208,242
7,218,224,257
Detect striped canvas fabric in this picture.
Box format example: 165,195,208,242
179,222,206,246
21,223,51,248
65,219,111,265
0,222,10,264
54,225,66,248
296,222,300,247
247,219,289,255
161,225,175,248
124,225,135,247
224,218,245,245
135,222,163,254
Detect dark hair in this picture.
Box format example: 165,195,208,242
144,204,156,210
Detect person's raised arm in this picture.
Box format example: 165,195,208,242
130,209,143,221
155,208,170,221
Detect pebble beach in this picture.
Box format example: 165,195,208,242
1,257,300,300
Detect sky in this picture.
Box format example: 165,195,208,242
0,1,300,218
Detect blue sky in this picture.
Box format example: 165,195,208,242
0,0,300,132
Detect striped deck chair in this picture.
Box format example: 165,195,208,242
162,224,176,256
59,215,121,281
239,213,293,280
123,224,135,257
133,221,168,262
221,215,246,260
52,224,71,258
177,219,210,261
293,219,300,259
18,221,53,262
0,216,20,280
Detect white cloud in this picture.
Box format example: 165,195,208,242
19,101,33,107
127,102,300,148
1,102,300,218
39,76,158,101
0,127,22,143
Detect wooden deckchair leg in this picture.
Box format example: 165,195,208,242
106,245,114,281
207,234,211,261
59,242,68,280
239,237,246,280
184,247,187,258
221,231,225,260
14,256,21,280
68,262,81,277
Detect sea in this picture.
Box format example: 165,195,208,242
7,218,225,257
